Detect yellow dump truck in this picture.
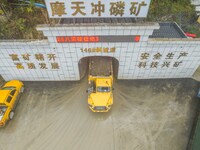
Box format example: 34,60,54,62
87,57,113,112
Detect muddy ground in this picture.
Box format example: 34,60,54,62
0,78,199,150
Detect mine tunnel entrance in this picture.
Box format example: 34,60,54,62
78,56,119,80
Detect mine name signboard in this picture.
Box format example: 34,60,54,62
45,0,151,18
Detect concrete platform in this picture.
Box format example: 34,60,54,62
0,78,199,150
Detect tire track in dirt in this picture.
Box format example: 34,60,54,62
0,79,198,150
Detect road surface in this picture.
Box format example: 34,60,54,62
0,78,199,150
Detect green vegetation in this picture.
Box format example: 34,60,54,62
148,0,200,37
0,0,199,39
0,0,48,39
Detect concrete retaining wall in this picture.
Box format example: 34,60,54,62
0,23,200,81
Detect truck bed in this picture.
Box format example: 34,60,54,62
89,57,112,76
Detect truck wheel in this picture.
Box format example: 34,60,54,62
9,111,14,120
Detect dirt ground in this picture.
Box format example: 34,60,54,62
0,78,199,150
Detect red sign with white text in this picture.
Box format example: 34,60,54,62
56,36,99,43
56,35,140,43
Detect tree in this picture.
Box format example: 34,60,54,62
0,0,47,39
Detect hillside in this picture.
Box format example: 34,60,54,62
0,0,199,39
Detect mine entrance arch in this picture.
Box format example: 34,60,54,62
78,56,119,80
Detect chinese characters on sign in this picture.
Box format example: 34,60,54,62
50,1,67,16
81,47,116,53
9,54,60,70
57,35,141,43
57,36,99,43
138,52,188,69
46,0,151,18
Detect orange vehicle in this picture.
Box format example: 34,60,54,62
0,80,24,127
